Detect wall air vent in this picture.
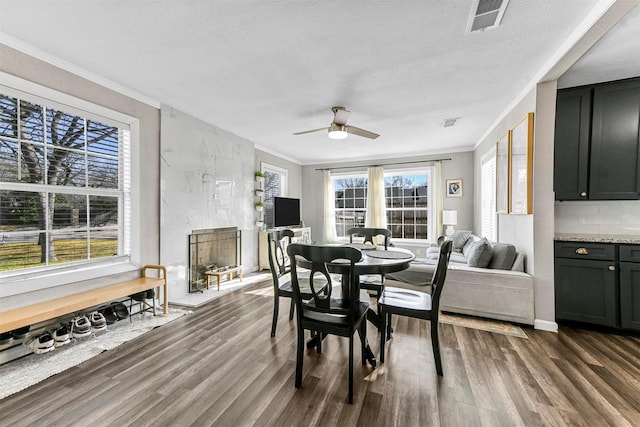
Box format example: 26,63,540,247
466,0,510,33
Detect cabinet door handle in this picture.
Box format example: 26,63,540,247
580,191,587,197
575,247,589,255
608,265,615,271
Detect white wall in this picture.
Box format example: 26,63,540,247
160,105,257,302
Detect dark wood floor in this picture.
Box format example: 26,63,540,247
1,279,639,426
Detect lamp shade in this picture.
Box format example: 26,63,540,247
442,210,458,226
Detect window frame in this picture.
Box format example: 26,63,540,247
260,162,288,228
0,75,140,297
332,167,434,244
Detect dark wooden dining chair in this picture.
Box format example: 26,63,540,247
287,243,368,404
268,230,328,337
379,239,452,375
346,227,392,304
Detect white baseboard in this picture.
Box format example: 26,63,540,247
534,319,558,332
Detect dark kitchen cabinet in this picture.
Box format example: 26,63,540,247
554,87,591,200
554,241,617,327
555,240,640,331
554,77,640,201
619,245,640,331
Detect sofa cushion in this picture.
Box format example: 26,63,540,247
466,238,493,268
450,252,468,264
450,230,472,253
488,243,517,270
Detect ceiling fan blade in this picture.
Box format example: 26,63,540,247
346,125,380,140
292,127,328,136
333,108,351,125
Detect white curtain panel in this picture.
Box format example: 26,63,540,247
322,170,338,243
434,161,444,239
365,165,387,236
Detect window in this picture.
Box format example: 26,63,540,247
333,168,432,241
261,162,288,228
0,91,131,274
481,150,497,241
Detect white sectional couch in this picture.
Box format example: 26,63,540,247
387,231,534,325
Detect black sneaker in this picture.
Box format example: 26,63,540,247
90,312,107,332
53,326,71,347
27,331,55,354
100,306,119,325
11,326,31,340
71,315,92,338
0,332,14,346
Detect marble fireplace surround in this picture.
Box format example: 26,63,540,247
160,105,257,303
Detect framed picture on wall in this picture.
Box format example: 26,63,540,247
510,112,534,214
446,179,463,198
496,132,509,214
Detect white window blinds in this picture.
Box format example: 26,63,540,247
481,152,497,241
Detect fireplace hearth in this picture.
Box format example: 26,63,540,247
188,227,241,293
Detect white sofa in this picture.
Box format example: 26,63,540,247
387,232,534,325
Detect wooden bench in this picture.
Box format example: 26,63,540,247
0,265,168,334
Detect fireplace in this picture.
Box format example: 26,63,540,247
188,227,241,293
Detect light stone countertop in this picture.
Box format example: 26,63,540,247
555,233,640,244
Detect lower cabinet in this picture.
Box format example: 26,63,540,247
619,244,640,330
554,242,617,327
554,241,640,331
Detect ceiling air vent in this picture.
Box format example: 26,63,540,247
466,0,510,33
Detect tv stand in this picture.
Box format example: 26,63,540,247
258,227,311,271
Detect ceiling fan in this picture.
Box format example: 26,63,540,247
293,107,380,140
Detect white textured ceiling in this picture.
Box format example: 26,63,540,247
0,1,637,165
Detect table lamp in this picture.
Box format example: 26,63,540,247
443,210,458,236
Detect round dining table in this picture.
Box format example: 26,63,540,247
296,245,415,367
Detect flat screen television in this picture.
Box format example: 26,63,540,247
273,197,301,228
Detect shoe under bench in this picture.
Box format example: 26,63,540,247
0,264,168,334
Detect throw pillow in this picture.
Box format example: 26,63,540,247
450,230,472,253
488,243,517,270
466,238,493,268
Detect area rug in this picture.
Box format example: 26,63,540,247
439,312,528,338
0,308,190,400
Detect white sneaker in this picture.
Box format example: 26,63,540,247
90,312,107,333
53,326,71,347
71,315,92,338
27,332,55,354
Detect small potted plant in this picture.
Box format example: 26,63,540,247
255,201,264,212
255,171,265,182
255,188,264,196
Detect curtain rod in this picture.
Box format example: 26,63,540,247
315,158,452,171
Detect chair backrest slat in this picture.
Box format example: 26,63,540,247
346,227,391,249
267,229,294,290
431,240,453,312
288,243,362,316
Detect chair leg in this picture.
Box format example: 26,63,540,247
295,325,304,388
379,307,386,363
289,300,295,320
431,319,443,376
271,295,279,337
348,334,354,404
386,313,392,340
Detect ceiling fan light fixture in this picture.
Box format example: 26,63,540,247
328,123,348,139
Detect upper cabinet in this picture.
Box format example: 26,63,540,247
554,77,640,201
